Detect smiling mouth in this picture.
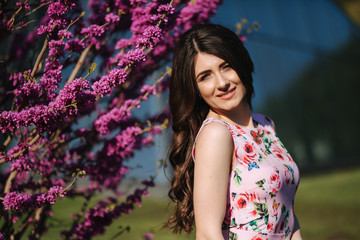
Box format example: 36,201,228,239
218,87,236,98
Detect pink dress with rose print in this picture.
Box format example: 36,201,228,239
192,113,300,240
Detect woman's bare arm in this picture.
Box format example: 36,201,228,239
193,122,233,240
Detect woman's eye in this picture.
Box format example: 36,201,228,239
200,73,210,81
222,64,231,71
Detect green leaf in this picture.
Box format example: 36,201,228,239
233,168,242,186
88,63,97,74
254,202,268,216
264,214,269,225
256,179,266,190
166,66,172,75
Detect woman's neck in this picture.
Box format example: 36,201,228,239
207,103,254,128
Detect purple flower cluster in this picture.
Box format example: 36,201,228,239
177,0,222,31
48,40,66,57
151,3,175,23
105,13,120,24
0,105,51,133
107,126,142,158
13,81,42,110
39,39,65,100
47,1,68,17
130,0,147,6
64,39,85,53
16,2,30,10
53,78,94,116
80,24,105,37
115,39,129,49
38,0,76,35
142,233,154,240
3,186,65,212
92,68,127,97
140,84,157,96
62,185,151,239
10,155,34,172
58,29,73,39
136,26,162,49
157,3,175,14
0,78,94,134
118,48,146,67
94,100,135,135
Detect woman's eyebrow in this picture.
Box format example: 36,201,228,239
219,61,227,68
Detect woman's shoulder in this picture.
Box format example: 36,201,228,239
195,118,233,150
194,118,233,162
197,118,232,140
192,118,233,161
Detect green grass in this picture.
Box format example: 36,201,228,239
294,168,360,240
11,167,360,239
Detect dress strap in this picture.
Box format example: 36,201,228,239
191,118,232,161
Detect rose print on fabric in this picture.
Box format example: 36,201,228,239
231,192,262,228
251,237,269,240
193,114,300,239
270,144,287,161
250,130,262,145
235,192,259,210
236,141,261,171
234,124,247,137
283,164,295,184
244,143,254,154
237,196,247,209
255,167,281,198
275,205,290,234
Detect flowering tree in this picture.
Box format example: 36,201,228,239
0,0,222,239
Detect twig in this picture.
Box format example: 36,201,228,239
66,12,85,31
139,118,169,134
14,134,40,159
31,33,50,78
62,170,86,194
4,170,18,194
66,45,92,83
1,134,13,153
14,19,36,30
0,133,40,164
127,67,171,112
25,1,53,17
7,5,23,29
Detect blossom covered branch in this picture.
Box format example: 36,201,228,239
0,0,222,239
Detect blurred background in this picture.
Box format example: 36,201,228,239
49,0,360,239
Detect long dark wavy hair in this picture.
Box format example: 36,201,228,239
166,24,255,234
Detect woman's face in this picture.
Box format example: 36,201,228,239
194,52,246,115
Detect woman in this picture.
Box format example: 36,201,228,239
166,24,302,240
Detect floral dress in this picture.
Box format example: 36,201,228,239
192,113,300,240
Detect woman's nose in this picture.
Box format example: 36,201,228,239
216,73,230,90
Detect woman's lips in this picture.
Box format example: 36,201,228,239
217,87,236,100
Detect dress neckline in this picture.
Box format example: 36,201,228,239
204,113,262,131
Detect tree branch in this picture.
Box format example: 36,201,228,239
66,45,92,83
4,170,18,194
31,33,50,78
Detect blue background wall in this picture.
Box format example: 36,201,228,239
127,0,360,183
